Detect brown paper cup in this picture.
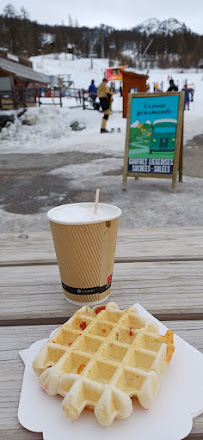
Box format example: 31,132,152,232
47,203,121,305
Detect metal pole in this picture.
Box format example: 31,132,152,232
101,33,104,59
89,37,93,69
141,39,153,60
82,89,85,110
59,86,62,107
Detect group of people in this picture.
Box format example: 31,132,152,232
153,78,193,110
167,79,194,110
89,75,194,134
151,78,178,93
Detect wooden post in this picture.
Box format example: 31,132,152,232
11,74,18,109
179,116,184,182
123,174,127,190
78,89,81,104
122,93,132,190
172,91,184,192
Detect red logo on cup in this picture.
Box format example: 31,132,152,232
107,274,112,284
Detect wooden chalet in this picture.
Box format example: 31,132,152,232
0,54,52,110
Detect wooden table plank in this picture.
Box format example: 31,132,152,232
0,261,203,324
1,322,203,439
0,228,203,267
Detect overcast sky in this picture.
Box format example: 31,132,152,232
1,0,203,35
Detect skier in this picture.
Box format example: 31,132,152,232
97,78,113,133
183,84,190,110
167,79,178,92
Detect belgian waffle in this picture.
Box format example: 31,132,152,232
33,302,174,425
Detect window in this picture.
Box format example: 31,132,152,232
0,76,12,92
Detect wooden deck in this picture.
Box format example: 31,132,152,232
1,227,203,439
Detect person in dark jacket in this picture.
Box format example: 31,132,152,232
183,84,190,110
167,79,178,92
88,80,97,107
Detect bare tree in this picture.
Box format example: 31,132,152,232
3,3,17,18
68,14,73,27
20,7,29,20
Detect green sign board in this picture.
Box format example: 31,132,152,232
123,92,184,192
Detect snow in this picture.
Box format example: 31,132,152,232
135,18,160,35
30,53,109,89
0,54,203,233
7,53,19,62
158,18,187,34
41,33,56,47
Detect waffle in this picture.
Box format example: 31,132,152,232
33,302,175,426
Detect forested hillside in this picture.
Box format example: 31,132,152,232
0,4,202,68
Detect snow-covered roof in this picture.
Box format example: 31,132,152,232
125,68,137,73
7,53,19,62
124,68,148,78
0,57,52,84
41,33,56,47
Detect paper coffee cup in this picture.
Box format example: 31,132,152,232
47,203,121,305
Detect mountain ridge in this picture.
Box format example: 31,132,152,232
134,18,189,35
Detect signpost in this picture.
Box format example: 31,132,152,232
105,66,127,81
123,92,184,192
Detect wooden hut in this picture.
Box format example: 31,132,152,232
0,56,52,110
121,69,148,118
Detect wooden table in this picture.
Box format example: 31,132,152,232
1,227,203,439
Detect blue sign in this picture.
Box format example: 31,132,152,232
128,95,180,174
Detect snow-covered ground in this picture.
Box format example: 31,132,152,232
0,54,202,233
30,53,109,90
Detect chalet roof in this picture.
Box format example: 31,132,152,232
0,57,51,84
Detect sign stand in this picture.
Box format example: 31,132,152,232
123,92,184,193
178,120,184,183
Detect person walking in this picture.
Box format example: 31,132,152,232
97,78,112,133
88,79,97,107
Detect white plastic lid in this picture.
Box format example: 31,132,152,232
47,203,121,225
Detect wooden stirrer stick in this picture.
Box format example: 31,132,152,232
94,188,100,214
